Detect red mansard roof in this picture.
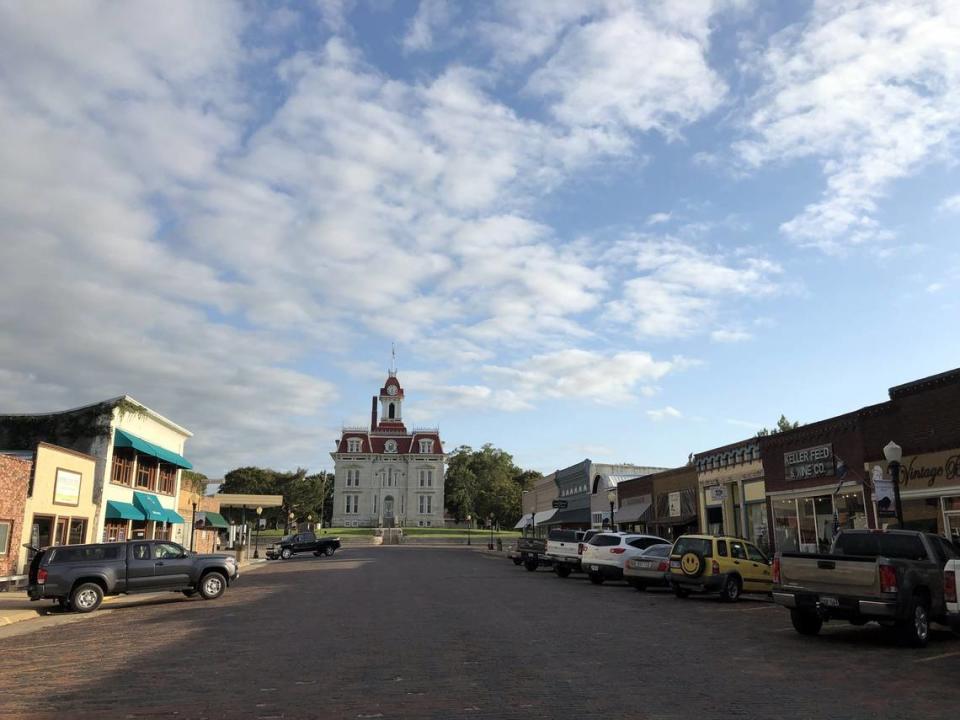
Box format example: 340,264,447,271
334,430,443,455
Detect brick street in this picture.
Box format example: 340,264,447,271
1,547,959,719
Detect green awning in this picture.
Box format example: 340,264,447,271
202,511,229,529
105,500,146,521
162,508,186,524
133,491,167,522
114,429,193,470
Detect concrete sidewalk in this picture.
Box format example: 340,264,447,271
0,558,268,628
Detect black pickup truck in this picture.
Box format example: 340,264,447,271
27,540,240,613
267,532,341,560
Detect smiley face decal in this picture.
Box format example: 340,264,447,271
681,552,702,576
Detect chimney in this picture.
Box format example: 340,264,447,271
371,396,378,431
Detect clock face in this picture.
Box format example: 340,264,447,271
387,385,398,396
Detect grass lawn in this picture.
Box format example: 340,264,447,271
259,527,520,538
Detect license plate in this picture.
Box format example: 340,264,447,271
670,560,681,569
590,565,599,571
820,596,839,608
637,561,652,569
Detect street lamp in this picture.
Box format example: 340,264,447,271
522,490,532,537
307,513,313,531
466,514,472,546
254,506,263,559
488,513,494,550
607,489,617,532
883,441,905,528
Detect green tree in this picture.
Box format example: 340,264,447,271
756,414,801,437
180,470,208,495
444,444,539,528
219,466,334,530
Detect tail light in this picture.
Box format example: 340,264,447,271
772,555,781,585
37,568,47,584
712,560,720,575
578,543,584,555
879,563,898,593
657,561,668,572
945,571,957,604
610,548,626,554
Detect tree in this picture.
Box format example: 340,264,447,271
180,470,208,496
219,466,334,530
756,415,801,437
444,444,539,528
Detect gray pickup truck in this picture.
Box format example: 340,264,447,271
28,540,240,613
773,529,960,647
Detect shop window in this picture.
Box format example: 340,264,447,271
898,497,942,534
103,521,127,543
136,458,157,491
772,499,799,553
111,449,134,486
68,519,86,545
0,520,10,556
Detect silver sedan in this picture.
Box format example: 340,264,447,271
623,542,672,590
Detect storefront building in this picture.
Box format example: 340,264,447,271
646,465,700,541
517,471,559,537
588,462,665,530
615,475,654,532
16,442,98,575
694,440,768,551
0,396,193,546
0,454,30,583
177,489,229,554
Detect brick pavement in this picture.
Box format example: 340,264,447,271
0,547,958,719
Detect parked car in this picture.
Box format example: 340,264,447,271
545,529,585,578
945,557,960,632
669,534,772,602
516,536,549,572
581,532,668,584
27,540,239,613
267,532,341,560
624,543,673,590
773,529,959,647
507,539,523,565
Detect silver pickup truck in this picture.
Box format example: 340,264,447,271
773,529,960,647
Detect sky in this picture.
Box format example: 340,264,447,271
0,0,958,478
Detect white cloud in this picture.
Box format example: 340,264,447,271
738,0,960,252
927,283,943,293
711,328,753,343
403,0,452,52
938,194,960,214
605,237,782,337
646,212,672,226
647,406,682,421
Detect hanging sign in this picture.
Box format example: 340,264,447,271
669,491,682,518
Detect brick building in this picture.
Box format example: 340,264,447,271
0,454,31,582
615,465,699,540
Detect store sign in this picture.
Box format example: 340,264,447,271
669,491,681,518
53,468,81,505
871,465,896,518
708,486,727,502
784,444,835,481
866,449,960,492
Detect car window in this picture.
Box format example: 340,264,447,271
834,533,879,556
730,541,747,560
746,544,767,563
672,537,712,558
49,545,120,563
628,537,665,550
879,534,927,561
303,533,316,542
716,540,728,557
641,544,671,557
548,530,577,542
590,535,621,547
154,543,184,560
938,537,960,561
133,543,151,560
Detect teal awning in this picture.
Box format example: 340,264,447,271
162,508,186,524
105,500,146,521
133,491,166,522
202,511,230,529
113,429,193,470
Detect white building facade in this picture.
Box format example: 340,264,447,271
331,372,445,528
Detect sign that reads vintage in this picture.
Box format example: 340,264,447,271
784,443,835,481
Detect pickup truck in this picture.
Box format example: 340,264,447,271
544,529,585,577
27,540,239,613
516,536,548,572
268,532,341,560
946,558,960,631
773,529,960,647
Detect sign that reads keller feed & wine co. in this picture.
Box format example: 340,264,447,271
784,444,835,481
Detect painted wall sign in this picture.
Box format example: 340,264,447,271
669,491,682,518
53,468,82,506
784,444,835,481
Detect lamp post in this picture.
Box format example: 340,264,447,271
190,501,197,552
288,511,295,534
883,441,905,528
466,515,472,546
607,489,617,532
254,506,263,558
521,490,532,537
307,514,313,532
488,513,494,550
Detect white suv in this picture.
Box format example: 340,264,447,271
581,532,669,585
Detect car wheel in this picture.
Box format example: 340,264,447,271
324,546,335,557
512,557,523,566
790,609,823,636
70,582,104,614
182,589,198,598
589,573,604,585
555,566,572,578
199,572,227,600
524,559,538,572
673,584,690,599
280,547,293,560
896,594,930,648
719,575,742,603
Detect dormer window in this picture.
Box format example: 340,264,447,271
419,439,434,453
385,440,398,453
347,438,362,453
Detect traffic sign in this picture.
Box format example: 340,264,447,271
551,499,568,509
